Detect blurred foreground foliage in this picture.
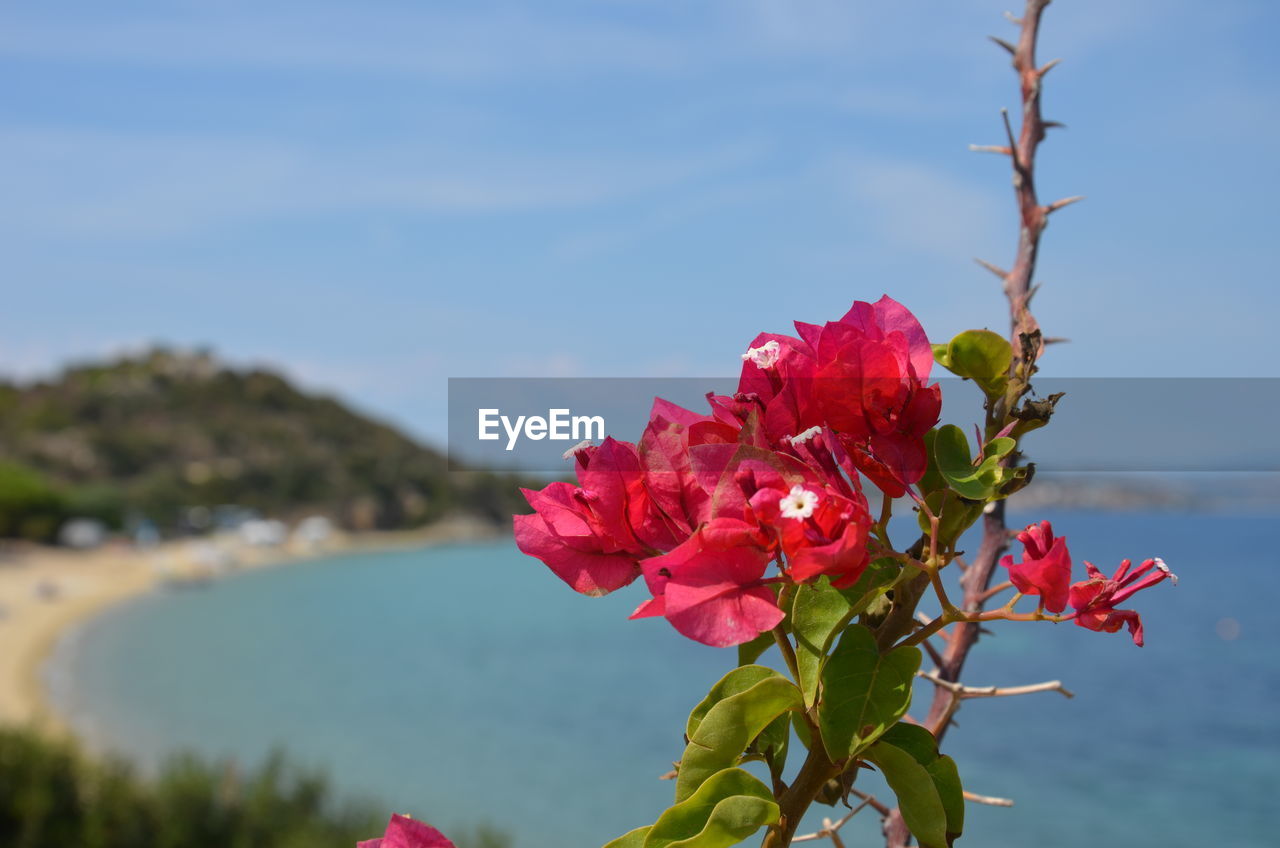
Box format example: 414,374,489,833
0,727,509,848
0,348,537,541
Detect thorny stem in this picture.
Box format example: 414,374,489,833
886,2,1070,845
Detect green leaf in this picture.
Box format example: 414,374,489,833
917,490,983,544
751,712,791,786
817,624,921,761
603,826,652,848
942,330,1012,397
931,343,950,368
867,724,964,848
675,677,802,802
931,425,991,500
916,429,946,495
791,579,854,707
932,426,1023,501
644,768,779,848
736,631,774,667
985,436,1016,460
686,667,790,782
686,666,785,739
837,557,902,613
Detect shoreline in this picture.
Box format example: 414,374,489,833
0,515,505,734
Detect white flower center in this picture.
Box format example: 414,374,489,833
790,425,823,445
741,340,782,369
562,440,594,461
779,485,819,519
1152,557,1178,585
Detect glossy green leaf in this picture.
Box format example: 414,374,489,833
986,437,1016,460
675,677,802,802
817,624,921,761
644,768,779,848
932,426,1021,501
791,579,854,707
686,666,785,739
736,631,773,667
603,826,653,848
932,425,991,500
943,330,1012,397
687,666,791,783
868,723,964,848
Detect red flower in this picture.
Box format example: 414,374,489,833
631,519,783,647
744,441,871,589
1000,521,1073,613
514,437,674,597
358,814,455,848
1069,557,1176,646
803,296,941,496
737,332,819,446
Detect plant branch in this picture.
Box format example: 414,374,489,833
963,790,1015,807
886,2,1063,844
917,669,1075,700
791,798,875,845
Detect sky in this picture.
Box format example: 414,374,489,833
2,0,1277,444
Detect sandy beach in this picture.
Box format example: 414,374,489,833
0,515,503,731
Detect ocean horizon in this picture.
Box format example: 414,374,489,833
48,511,1277,848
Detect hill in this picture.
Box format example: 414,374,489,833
0,349,528,542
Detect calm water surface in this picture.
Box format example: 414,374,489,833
53,512,1278,847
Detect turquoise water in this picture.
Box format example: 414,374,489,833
54,513,1278,847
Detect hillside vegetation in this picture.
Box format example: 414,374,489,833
0,349,528,541
0,727,508,848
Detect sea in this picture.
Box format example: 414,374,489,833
48,511,1278,848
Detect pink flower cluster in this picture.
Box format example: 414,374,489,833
358,814,455,848
515,296,940,647
1001,521,1176,645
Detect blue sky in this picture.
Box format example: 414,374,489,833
2,0,1277,443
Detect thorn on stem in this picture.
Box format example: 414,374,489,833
1039,57,1063,76
1043,120,1067,130
1043,336,1070,345
1002,10,1023,25
1045,195,1085,214
974,257,1010,280
1000,109,1021,168
989,35,1017,55
969,144,1012,155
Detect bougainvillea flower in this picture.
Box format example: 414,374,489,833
736,332,820,446
1000,520,1073,613
358,814,455,848
749,479,871,588
1068,557,1176,646
514,482,645,596
638,409,712,542
573,437,681,552
805,297,942,496
515,436,678,596
631,519,783,647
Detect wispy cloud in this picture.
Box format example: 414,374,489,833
0,127,768,238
